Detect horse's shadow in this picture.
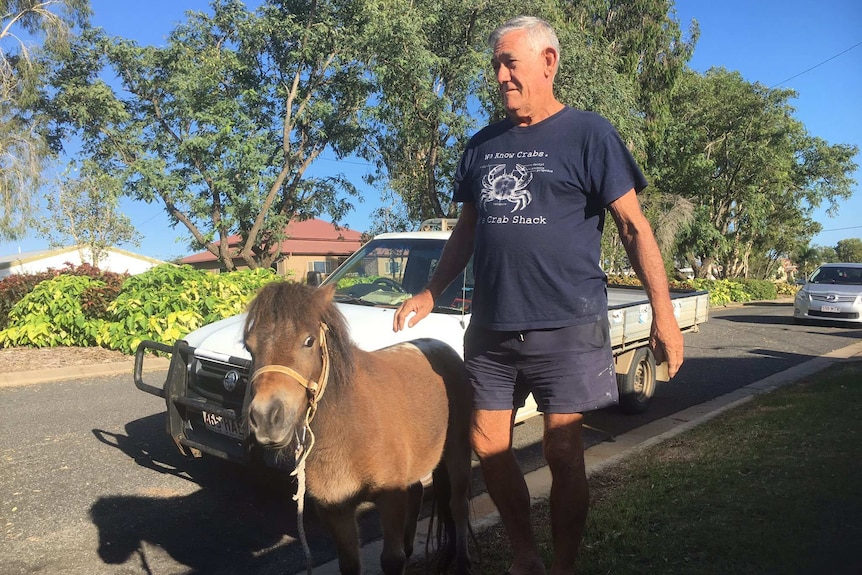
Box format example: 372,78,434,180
90,414,338,574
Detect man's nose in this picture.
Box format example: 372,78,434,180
496,65,510,84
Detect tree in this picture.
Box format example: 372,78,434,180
793,244,821,279
35,163,140,267
39,0,368,270
816,245,838,264
835,238,862,263
0,0,89,239
569,0,698,170
551,11,646,158
657,68,858,279
357,0,504,229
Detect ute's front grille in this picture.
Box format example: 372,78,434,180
189,357,250,410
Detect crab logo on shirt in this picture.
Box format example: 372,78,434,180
480,164,533,212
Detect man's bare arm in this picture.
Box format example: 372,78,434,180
392,203,478,331
608,190,684,377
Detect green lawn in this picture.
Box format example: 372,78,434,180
413,359,862,575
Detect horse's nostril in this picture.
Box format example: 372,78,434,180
248,401,285,438
269,404,283,428
248,407,259,431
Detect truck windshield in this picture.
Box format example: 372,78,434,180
321,237,473,311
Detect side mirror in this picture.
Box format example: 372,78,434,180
306,271,323,287
795,278,806,286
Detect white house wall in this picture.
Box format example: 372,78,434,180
0,247,164,279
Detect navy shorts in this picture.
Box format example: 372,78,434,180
464,318,618,414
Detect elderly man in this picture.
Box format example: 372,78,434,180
394,15,683,575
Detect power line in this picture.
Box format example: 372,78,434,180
819,225,862,233
770,40,862,88
318,155,371,166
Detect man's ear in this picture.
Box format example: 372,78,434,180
543,47,559,77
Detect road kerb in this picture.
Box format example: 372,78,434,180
0,357,171,388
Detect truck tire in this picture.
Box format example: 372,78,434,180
617,347,656,415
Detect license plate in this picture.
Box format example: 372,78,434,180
202,411,244,439
820,305,841,313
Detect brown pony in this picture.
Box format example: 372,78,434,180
243,281,473,575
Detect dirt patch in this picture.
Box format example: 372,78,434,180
0,346,131,373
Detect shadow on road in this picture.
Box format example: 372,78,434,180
90,416,337,574
717,313,799,325
718,312,862,336
739,300,794,307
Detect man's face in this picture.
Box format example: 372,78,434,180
491,29,552,122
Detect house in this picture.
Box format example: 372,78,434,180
0,245,165,279
180,218,365,280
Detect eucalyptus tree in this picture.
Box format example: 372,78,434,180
35,163,141,267
549,13,646,156
658,68,858,278
356,0,501,230
816,245,838,265
39,0,369,270
567,0,698,170
835,238,862,263
0,0,89,239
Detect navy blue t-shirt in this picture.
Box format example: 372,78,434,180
454,106,648,330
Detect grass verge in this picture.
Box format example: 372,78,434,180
420,359,862,575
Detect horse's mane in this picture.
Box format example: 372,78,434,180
244,281,354,390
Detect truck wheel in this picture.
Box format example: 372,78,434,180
617,347,656,415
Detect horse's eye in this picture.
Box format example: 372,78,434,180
303,336,315,348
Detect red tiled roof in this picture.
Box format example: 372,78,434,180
181,218,364,264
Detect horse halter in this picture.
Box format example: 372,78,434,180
249,322,331,408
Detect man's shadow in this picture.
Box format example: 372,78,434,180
90,414,335,574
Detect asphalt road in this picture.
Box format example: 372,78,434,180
1,300,859,575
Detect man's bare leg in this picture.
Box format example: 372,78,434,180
472,408,546,575
544,412,588,575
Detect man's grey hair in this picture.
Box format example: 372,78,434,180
488,16,561,59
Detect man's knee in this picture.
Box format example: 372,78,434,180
471,409,514,459
543,412,585,470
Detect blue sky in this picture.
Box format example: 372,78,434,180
1,0,859,262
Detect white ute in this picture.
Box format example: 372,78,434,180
134,219,709,466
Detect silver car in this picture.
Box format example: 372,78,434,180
794,262,862,324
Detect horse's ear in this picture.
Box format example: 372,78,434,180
316,283,337,303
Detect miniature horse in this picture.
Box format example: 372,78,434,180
243,281,473,574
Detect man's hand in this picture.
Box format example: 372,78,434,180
649,315,684,378
393,289,435,332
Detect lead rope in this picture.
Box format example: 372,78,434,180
292,408,316,574
289,323,331,575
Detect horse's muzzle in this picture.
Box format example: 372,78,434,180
247,392,299,447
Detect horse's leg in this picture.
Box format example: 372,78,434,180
430,458,472,575
315,501,361,575
444,416,475,574
404,481,424,558
375,487,411,575
448,453,473,575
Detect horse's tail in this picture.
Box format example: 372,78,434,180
426,460,478,574
426,460,455,573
